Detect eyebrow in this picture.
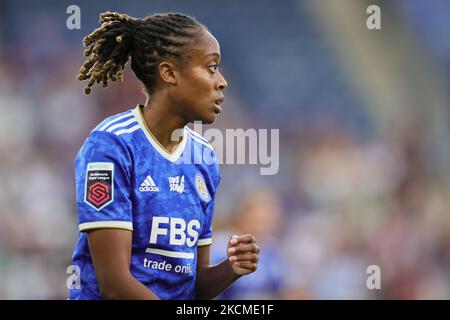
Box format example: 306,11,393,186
205,53,221,59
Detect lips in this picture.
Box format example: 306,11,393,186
213,96,224,114
215,96,225,106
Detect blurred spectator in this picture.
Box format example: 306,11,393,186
211,187,289,299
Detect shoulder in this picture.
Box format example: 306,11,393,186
184,126,220,185
77,109,141,162
185,126,219,170
91,108,140,138
185,126,215,153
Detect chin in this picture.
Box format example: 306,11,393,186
199,113,217,124
203,116,216,124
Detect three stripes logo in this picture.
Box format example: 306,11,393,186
139,175,160,192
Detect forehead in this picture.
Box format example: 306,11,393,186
187,29,221,60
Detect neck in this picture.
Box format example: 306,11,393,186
141,92,187,152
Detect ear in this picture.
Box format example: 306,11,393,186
158,61,177,85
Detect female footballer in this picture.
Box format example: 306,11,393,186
69,11,260,300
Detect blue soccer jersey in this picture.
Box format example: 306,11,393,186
69,105,220,300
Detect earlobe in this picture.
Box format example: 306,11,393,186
158,61,177,85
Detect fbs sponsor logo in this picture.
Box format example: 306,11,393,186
139,175,160,192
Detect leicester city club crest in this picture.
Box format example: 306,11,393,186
195,173,211,202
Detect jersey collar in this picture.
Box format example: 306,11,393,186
133,105,188,163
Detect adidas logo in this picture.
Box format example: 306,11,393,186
139,175,160,192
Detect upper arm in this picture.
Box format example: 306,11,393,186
197,244,211,269
76,132,134,295
87,228,133,293
75,131,133,232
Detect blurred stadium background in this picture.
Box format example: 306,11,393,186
0,0,449,299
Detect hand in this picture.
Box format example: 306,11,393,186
227,234,260,276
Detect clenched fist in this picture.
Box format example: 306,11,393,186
227,234,260,276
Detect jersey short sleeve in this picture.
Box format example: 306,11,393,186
75,131,133,232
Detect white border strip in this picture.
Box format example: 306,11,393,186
106,118,137,132
79,221,133,231
115,124,141,136
145,248,194,259
185,126,209,143
99,111,133,131
187,130,215,152
198,238,212,246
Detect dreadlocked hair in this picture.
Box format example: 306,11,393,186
77,11,205,95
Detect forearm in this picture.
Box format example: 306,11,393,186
99,273,160,300
195,259,241,300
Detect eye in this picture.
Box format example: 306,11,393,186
208,64,219,73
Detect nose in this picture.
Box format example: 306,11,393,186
217,72,228,91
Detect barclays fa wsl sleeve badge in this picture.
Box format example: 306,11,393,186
195,173,211,202
84,162,114,210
